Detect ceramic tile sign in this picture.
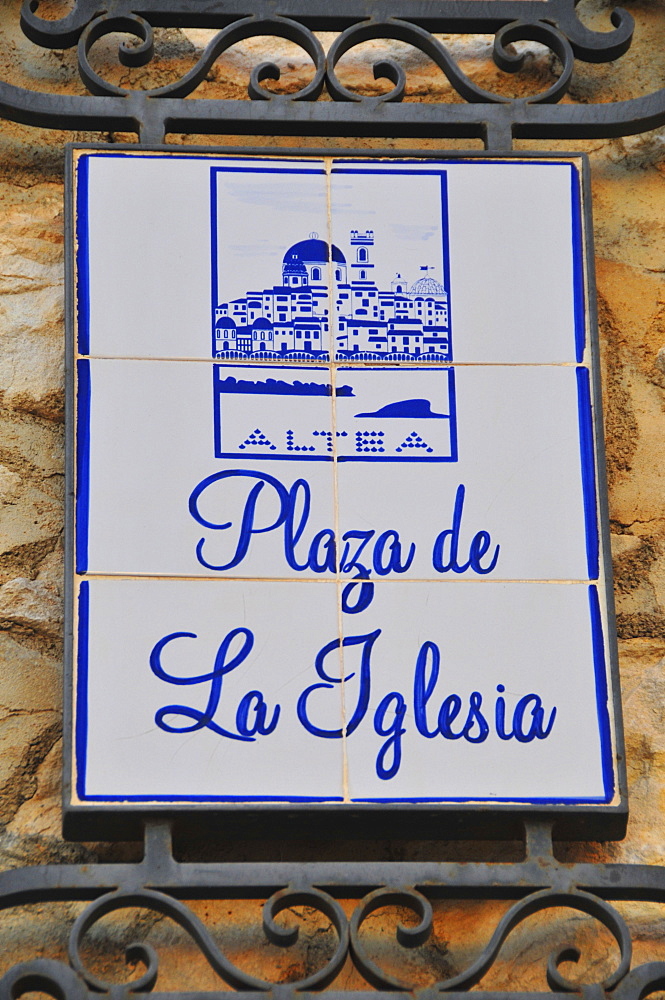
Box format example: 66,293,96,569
66,148,626,835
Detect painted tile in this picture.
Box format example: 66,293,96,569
78,577,344,801
335,365,595,581
341,581,612,803
331,160,584,364
211,164,333,363
329,167,451,366
213,364,336,461
82,155,329,360
334,366,457,463
80,360,336,579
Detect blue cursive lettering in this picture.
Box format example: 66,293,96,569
149,628,279,740
189,471,500,578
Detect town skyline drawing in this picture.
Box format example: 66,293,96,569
213,227,451,363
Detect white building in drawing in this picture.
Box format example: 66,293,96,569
213,230,450,361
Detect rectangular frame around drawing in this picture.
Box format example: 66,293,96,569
63,144,627,842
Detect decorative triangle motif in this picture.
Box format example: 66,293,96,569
238,428,277,450
395,431,434,454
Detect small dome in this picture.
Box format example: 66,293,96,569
252,317,273,330
410,276,445,295
215,315,237,329
283,238,346,266
283,258,307,275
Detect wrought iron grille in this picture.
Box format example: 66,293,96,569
6,0,665,147
4,819,665,1000
1,3,665,999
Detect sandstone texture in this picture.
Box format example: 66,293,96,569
0,0,662,991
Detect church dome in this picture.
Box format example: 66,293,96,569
410,276,445,295
283,233,346,266
215,315,237,329
252,317,273,330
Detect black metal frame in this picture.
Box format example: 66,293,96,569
0,2,663,997
5,0,665,148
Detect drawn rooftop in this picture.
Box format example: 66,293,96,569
213,230,450,361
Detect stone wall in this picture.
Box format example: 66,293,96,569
0,0,663,989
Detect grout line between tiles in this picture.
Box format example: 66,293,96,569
76,573,600,584
326,159,351,804
77,354,586,368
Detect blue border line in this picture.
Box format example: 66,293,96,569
213,365,222,457
333,167,457,175
210,166,325,175
332,158,579,168
75,154,90,355
351,795,611,804
588,583,615,802
576,366,600,580
448,368,458,463
210,168,219,359
75,359,90,574
80,794,345,803
213,358,458,462
440,171,453,360
216,363,330,373
81,153,326,165
213,362,337,460
337,455,454,464
218,453,334,462
75,581,89,801
570,164,586,363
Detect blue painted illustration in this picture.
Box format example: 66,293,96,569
213,365,458,463
212,230,450,362
355,399,448,419
215,375,354,397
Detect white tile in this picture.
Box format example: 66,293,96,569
78,577,344,801
445,162,582,364
80,360,336,579
82,154,330,359
330,159,583,364
335,365,595,581
342,581,611,803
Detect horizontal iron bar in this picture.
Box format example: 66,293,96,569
28,0,609,36
104,993,577,1000
2,859,665,902
159,92,665,141
1,84,664,145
